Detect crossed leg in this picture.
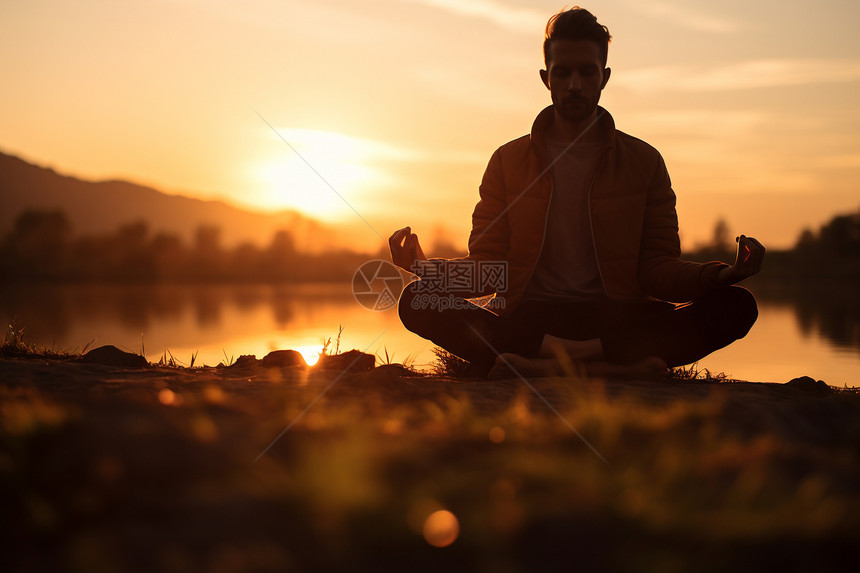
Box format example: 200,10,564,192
398,283,758,379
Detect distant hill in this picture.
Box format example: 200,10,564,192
0,150,337,252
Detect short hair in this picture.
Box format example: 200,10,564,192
544,7,612,67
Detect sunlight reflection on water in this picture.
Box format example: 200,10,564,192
1,282,857,386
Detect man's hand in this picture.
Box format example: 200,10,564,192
719,234,765,285
389,226,427,272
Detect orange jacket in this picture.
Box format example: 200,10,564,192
432,106,728,315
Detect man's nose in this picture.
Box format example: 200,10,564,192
567,74,582,92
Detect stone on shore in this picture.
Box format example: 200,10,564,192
787,376,832,394
316,349,375,373
80,345,149,368
262,350,307,369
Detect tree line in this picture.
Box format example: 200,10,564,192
2,208,858,283
0,210,384,283
684,211,860,280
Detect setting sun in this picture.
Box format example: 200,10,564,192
293,344,322,366
251,127,414,220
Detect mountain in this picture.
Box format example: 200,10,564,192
0,150,337,252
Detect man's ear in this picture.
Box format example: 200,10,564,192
601,67,612,90
539,68,550,90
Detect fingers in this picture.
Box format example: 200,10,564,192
389,227,427,270
735,234,765,276
747,236,766,253
389,227,426,270
389,226,412,249
736,234,765,250
409,233,428,261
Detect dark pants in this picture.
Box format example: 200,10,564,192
398,284,758,377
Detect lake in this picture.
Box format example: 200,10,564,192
2,280,858,386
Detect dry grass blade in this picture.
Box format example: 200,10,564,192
430,346,470,377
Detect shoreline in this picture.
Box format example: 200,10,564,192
3,351,859,571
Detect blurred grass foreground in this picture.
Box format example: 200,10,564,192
1,347,859,572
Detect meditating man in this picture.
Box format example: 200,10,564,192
389,6,764,379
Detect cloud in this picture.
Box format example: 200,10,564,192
614,59,860,92
408,0,546,34
630,1,742,34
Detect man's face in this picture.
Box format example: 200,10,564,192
540,39,610,124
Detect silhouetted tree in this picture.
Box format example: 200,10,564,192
265,230,299,280
685,218,734,263
115,220,156,280
818,212,860,257
711,218,732,253
5,209,72,278
230,242,263,279
189,224,224,280
150,232,186,279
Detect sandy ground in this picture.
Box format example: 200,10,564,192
2,354,859,572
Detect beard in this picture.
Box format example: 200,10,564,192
554,94,599,124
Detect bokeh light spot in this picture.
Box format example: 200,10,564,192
489,426,505,443
423,510,460,548
158,388,176,405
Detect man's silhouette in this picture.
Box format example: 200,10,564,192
390,7,764,379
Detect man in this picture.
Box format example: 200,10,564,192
390,7,764,379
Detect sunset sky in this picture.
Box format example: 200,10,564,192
2,0,859,252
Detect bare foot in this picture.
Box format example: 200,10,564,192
488,353,565,379
540,334,604,361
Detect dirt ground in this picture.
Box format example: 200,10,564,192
2,354,859,572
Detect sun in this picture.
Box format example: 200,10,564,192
293,344,322,366
252,128,408,220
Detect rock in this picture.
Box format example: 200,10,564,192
81,345,149,368
786,376,832,394
228,355,260,369
372,363,415,377
262,350,307,368
315,350,375,373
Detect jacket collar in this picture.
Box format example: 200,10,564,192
529,105,616,162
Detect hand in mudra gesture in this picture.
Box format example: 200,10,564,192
719,234,766,285
389,226,427,273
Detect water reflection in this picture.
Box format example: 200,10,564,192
0,284,357,338
1,281,858,383
745,280,859,353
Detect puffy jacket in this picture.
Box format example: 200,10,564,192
431,105,728,316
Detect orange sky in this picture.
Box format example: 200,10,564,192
2,0,859,252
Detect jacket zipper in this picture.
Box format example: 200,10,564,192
521,173,553,302
522,151,609,303
587,155,608,295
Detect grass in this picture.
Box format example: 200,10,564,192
669,362,739,383
321,324,344,357
376,346,418,370
1,358,859,572
153,348,199,369
431,346,471,377
0,317,92,360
